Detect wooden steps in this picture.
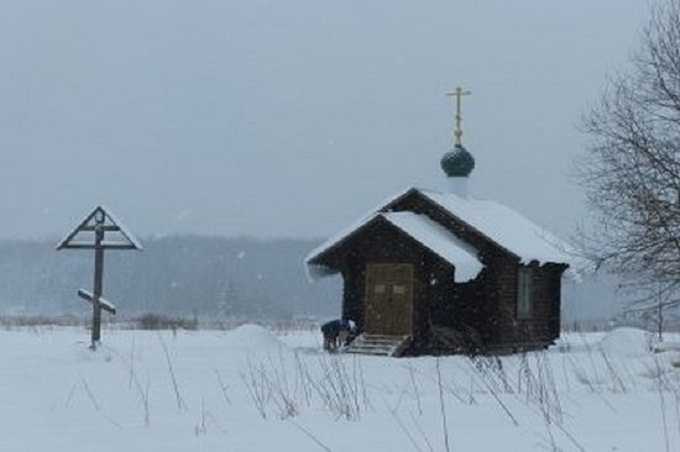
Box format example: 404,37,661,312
345,334,412,357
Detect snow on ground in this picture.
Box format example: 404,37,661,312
599,327,653,356
0,326,678,451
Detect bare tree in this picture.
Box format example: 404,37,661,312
579,0,680,313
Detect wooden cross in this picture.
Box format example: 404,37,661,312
57,206,142,349
446,86,471,146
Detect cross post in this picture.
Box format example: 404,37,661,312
91,211,105,347
446,86,471,146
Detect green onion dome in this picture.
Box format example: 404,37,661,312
440,144,475,177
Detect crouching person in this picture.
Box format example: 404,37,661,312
321,318,357,351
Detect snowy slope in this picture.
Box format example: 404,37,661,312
0,326,678,451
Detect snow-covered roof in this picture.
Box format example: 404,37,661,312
306,186,576,281
102,205,144,250
305,189,415,272
383,212,482,281
306,210,482,282
56,205,143,251
417,189,573,265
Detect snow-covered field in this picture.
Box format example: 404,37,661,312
1,326,678,452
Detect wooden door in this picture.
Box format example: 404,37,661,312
365,263,414,335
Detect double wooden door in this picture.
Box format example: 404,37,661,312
364,263,414,335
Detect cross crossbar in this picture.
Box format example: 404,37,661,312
77,288,117,315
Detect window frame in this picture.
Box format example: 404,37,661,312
517,266,533,319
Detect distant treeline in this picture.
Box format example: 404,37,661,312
0,236,645,326
0,236,340,320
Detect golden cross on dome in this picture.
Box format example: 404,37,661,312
446,86,471,146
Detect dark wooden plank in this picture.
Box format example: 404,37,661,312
77,289,117,315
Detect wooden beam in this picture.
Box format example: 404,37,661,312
77,288,117,315
75,225,122,232
61,242,138,250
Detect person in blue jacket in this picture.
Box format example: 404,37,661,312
321,318,356,351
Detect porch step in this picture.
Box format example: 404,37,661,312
345,334,412,357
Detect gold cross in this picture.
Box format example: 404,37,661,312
446,86,471,146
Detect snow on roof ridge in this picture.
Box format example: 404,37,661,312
417,188,573,265
382,211,482,282
98,204,144,250
305,210,484,282
56,205,143,251
304,186,416,265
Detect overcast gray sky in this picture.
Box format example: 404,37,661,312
1,1,650,241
